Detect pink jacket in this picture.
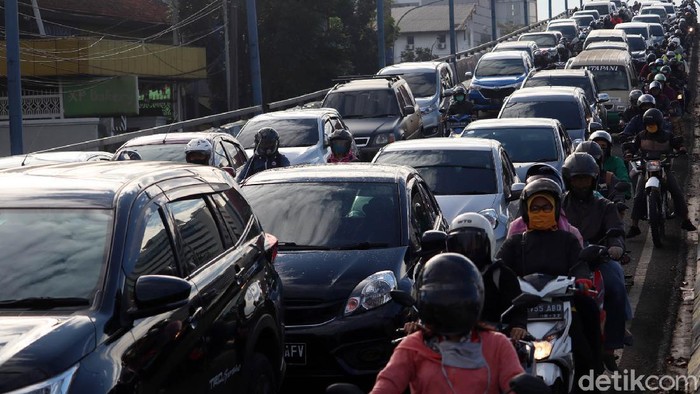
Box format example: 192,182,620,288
371,330,524,394
507,214,584,247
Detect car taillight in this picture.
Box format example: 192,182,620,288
264,233,279,263
389,134,396,143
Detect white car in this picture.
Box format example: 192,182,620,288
371,138,524,247
236,107,355,165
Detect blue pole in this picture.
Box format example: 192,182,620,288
491,0,497,40
548,0,553,19
245,0,263,108
5,0,23,154
564,0,569,14
449,0,457,55
524,0,529,25
377,0,386,68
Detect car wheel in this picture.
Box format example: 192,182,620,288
246,352,276,394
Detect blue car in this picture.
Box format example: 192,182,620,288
466,51,533,113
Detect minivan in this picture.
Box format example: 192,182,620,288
466,51,533,113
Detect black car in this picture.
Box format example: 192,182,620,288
0,161,284,393
241,163,448,380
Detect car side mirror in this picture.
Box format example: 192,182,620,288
404,106,416,115
508,182,526,201
588,121,603,133
597,93,610,103
464,71,473,80
573,138,583,149
129,275,191,319
420,230,448,256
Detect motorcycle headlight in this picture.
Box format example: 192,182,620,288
479,208,498,229
677,93,683,100
646,160,661,172
374,133,395,146
8,365,78,394
533,340,553,361
344,271,397,316
421,103,438,115
690,27,694,32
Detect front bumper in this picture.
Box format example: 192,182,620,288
469,87,517,111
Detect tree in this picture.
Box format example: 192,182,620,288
400,47,438,62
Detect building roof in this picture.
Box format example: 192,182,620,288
35,0,169,25
392,4,475,33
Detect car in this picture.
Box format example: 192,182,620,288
517,31,562,58
573,9,601,21
583,41,631,54
491,40,540,61
0,150,112,169
583,1,616,17
520,69,609,127
625,34,650,64
371,138,523,247
240,163,448,380
583,29,629,50
466,51,533,113
461,117,573,182
234,107,353,165
377,61,457,137
321,75,424,161
639,5,668,20
646,22,666,46
0,161,284,393
546,20,580,44
571,14,596,30
632,14,663,25
112,131,248,174
614,22,653,47
497,86,593,143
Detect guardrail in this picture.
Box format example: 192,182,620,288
38,12,569,153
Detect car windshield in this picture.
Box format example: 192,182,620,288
585,5,611,15
547,25,577,39
642,8,666,17
374,150,497,195
582,67,630,90
120,143,189,162
385,72,436,98
523,76,595,102
585,36,625,47
520,34,557,47
462,127,559,162
619,26,648,39
323,90,400,119
475,58,525,77
242,182,401,249
0,209,110,304
627,36,647,51
649,25,664,36
573,16,593,26
237,118,319,149
500,100,583,130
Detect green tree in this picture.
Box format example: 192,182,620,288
400,47,438,62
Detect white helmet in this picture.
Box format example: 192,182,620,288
588,130,612,145
447,213,497,270
185,138,212,154
671,37,682,47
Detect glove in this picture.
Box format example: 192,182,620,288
575,279,594,295
608,246,624,260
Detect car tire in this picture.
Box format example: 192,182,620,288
246,352,277,394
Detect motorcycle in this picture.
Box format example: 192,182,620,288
443,112,476,137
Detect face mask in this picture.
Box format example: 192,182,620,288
331,141,350,156
528,211,557,231
436,337,487,370
455,94,466,102
646,124,659,133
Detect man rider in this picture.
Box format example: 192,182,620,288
575,142,626,209
236,127,290,182
590,130,632,198
327,128,358,163
624,108,697,236
447,85,474,116
620,89,644,123
184,138,212,165
647,81,671,114
621,94,658,139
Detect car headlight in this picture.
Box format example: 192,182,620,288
469,84,481,91
374,133,396,146
478,208,498,229
421,103,438,115
344,270,397,316
8,365,78,394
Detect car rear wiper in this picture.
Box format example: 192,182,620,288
277,242,331,250
333,242,389,250
0,297,90,309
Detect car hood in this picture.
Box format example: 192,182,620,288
471,75,525,88
0,316,96,391
435,194,499,223
274,247,407,301
514,161,561,180
342,118,401,137
632,51,646,58
415,96,438,109
244,146,327,165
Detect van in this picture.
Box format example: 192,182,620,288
566,49,638,131
584,1,615,17
583,29,628,50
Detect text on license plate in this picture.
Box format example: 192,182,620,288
284,343,307,365
527,302,564,321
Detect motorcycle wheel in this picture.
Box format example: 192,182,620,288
648,189,664,248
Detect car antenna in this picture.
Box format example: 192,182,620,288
162,122,176,144
20,152,31,166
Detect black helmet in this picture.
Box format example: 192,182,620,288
574,141,605,170
629,89,643,105
328,128,353,156
646,53,657,63
519,178,562,224
417,253,484,336
562,152,599,200
525,162,564,190
642,108,664,128
453,85,467,102
254,127,280,157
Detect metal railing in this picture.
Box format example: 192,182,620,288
37,12,569,154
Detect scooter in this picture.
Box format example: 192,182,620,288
444,113,476,137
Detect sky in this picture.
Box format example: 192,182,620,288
536,0,682,20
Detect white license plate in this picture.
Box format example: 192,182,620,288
284,343,307,365
527,302,564,321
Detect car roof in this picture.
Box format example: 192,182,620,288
0,161,233,208
585,41,629,49
119,131,235,147
479,50,528,60
528,69,591,78
569,48,632,64
495,41,536,48
377,138,499,152
242,163,418,185
586,1,613,4
0,151,112,169
587,29,627,38
615,22,650,28
330,77,403,92
244,108,338,121
506,86,585,100
378,61,447,73
465,118,560,129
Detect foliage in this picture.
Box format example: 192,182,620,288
400,47,438,62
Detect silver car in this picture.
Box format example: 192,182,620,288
371,138,523,247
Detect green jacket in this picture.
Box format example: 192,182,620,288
603,155,631,198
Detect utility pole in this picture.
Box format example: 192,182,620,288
491,0,497,40
549,0,553,19
230,2,239,110
30,0,46,36
565,0,569,14
246,0,263,108
172,0,183,121
5,0,24,154
448,0,456,55
523,0,529,25
223,0,232,110
377,0,386,69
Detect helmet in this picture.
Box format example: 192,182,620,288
254,127,280,157
519,178,562,224
654,73,667,83
637,93,656,108
447,213,496,270
642,108,664,129
589,130,613,158
525,162,565,190
557,43,566,53
660,65,672,75
328,128,354,157
671,37,682,47
655,58,665,66
574,141,604,169
629,89,643,105
562,152,599,199
649,80,662,94
417,253,484,336
453,85,467,101
646,53,657,63
184,138,212,165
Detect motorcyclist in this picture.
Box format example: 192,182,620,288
184,138,212,165
371,254,525,394
533,49,553,70
447,213,528,340
621,94,657,139
647,81,671,114
561,152,631,371
497,178,603,379
590,130,632,192
555,43,570,62
653,73,678,103
327,128,359,163
620,89,644,123
574,141,625,207
236,127,290,182
638,54,657,81
611,12,623,25
447,85,474,116
624,108,697,236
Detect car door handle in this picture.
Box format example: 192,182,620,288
187,307,204,330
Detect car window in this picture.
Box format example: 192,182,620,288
214,141,231,168
168,197,226,273
211,193,248,247
501,150,518,181
520,34,557,47
559,125,572,155
523,76,595,102
463,127,559,163
475,58,525,77
324,90,400,119
121,143,189,162
398,85,415,108
391,72,437,98
323,119,334,137
236,118,320,149
222,140,248,168
410,185,434,238
417,182,438,226
500,100,584,130
576,66,631,91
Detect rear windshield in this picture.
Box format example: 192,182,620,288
627,36,647,51
475,58,525,77
649,25,664,36
323,89,400,119
500,100,583,130
523,76,595,102
547,25,577,39
641,7,666,17
584,4,611,16
237,118,319,149
462,127,559,163
585,35,625,48
519,34,557,47
382,71,437,99
619,26,648,39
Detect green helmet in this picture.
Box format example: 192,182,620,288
654,73,667,83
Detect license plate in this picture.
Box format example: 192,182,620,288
284,343,307,365
527,302,564,321
447,122,469,128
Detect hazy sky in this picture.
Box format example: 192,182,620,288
536,0,681,20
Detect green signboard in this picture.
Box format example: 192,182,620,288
63,76,139,117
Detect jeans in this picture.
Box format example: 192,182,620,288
599,260,631,350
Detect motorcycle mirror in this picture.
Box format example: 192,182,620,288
420,230,448,257
390,290,417,308
511,293,542,308
442,88,455,97
326,383,365,394
579,245,608,268
509,373,552,394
